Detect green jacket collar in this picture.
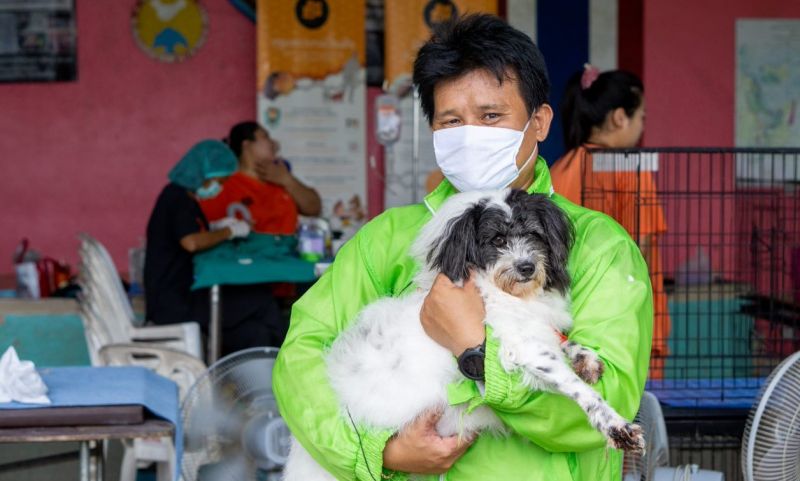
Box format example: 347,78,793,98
423,156,554,214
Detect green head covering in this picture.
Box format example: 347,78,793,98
168,140,238,191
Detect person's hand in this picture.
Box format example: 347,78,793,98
227,220,250,239
383,410,474,474
209,217,238,231
256,158,293,187
420,273,486,356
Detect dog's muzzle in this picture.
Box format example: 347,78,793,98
515,261,536,281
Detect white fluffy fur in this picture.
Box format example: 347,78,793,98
282,190,643,481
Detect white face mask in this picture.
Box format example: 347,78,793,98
196,179,223,199
433,121,537,192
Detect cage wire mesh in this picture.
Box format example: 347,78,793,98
582,147,800,481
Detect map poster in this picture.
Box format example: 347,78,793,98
736,19,800,147
257,0,367,232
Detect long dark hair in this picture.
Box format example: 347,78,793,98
561,69,643,151
226,121,262,158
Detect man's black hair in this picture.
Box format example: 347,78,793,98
412,14,550,125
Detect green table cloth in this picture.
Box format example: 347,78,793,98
192,234,318,290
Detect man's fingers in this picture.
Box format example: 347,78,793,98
420,409,443,430
460,433,477,446
440,434,475,454
464,271,480,291
460,434,477,450
434,273,455,288
436,271,479,291
404,409,442,436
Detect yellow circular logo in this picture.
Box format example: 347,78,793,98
131,0,208,62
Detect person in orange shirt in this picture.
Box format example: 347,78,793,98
550,65,670,378
201,121,322,234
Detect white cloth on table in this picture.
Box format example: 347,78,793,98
0,346,50,404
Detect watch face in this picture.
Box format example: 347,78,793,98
459,350,485,380
463,355,481,375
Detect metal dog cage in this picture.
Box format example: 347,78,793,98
579,147,800,481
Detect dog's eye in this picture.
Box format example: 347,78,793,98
491,235,507,247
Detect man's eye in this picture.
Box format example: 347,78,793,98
445,118,461,126
491,235,506,247
484,113,499,120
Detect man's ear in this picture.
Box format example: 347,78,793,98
532,104,553,142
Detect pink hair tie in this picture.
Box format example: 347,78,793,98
581,63,600,90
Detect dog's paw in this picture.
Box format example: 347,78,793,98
607,422,645,454
572,351,605,385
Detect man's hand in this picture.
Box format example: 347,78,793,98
383,410,474,474
420,273,486,356
256,159,293,187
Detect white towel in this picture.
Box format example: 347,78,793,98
0,346,50,404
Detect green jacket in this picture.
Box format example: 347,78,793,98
273,158,653,481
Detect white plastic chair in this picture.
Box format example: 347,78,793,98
77,234,202,360
99,344,207,481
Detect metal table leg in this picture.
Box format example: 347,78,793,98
79,441,89,481
92,440,104,481
209,284,221,364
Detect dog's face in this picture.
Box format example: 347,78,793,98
423,189,574,298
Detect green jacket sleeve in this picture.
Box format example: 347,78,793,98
481,218,653,452
272,226,397,481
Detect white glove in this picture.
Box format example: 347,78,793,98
209,217,238,231
227,220,251,239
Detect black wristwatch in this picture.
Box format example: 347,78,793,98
457,340,486,381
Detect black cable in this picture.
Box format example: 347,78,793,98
347,408,379,481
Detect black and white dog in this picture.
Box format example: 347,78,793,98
283,189,644,480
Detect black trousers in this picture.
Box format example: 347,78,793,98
190,283,287,357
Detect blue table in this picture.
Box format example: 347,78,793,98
192,234,325,362
0,367,180,481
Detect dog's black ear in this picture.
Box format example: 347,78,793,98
430,203,483,283
535,196,574,295
507,190,575,295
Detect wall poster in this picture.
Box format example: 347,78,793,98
257,0,367,236
0,0,77,82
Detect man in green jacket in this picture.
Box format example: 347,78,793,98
274,14,653,481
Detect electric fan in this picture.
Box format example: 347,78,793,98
624,391,670,480
741,350,800,481
624,392,725,481
181,347,291,481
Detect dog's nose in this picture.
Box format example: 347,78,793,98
516,261,536,278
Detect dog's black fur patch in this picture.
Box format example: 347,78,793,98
430,199,508,283
505,190,574,295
